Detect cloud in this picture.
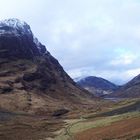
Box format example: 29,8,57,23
110,50,138,66
0,0,140,84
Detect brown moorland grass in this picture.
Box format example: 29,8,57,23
0,115,65,140
74,117,140,140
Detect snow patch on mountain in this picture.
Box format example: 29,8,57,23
0,18,32,35
0,18,46,53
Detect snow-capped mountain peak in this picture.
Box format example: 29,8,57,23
0,18,48,56
0,18,47,53
0,18,32,35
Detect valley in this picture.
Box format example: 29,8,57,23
0,98,139,140
0,18,140,140
55,98,140,140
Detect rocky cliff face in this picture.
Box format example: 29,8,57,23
0,19,93,115
0,18,46,59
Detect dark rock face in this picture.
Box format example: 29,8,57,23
52,109,69,117
23,72,43,82
0,86,13,94
0,19,46,59
0,18,65,92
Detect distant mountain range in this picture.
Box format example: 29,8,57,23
76,76,119,97
77,74,140,98
109,74,140,98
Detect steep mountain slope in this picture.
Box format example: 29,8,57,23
111,74,140,98
77,76,118,97
0,18,94,115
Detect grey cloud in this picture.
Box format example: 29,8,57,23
0,0,140,84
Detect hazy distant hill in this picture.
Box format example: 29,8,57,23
110,74,140,98
77,76,118,97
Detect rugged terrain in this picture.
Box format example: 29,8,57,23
77,76,118,97
0,19,140,140
0,18,96,116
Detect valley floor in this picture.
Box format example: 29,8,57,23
74,117,140,140
0,98,140,140
55,98,140,140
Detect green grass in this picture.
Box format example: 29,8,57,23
84,99,140,119
129,135,140,140
70,111,140,134
55,99,140,140
55,111,140,140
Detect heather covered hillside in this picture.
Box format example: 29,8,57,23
0,0,140,139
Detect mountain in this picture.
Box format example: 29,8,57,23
0,18,94,115
110,74,140,98
77,76,118,97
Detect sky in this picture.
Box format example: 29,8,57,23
0,0,140,85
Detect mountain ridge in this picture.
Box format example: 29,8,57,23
0,18,95,115
77,76,119,97
108,74,140,98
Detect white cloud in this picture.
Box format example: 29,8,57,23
0,0,140,84
110,52,138,66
